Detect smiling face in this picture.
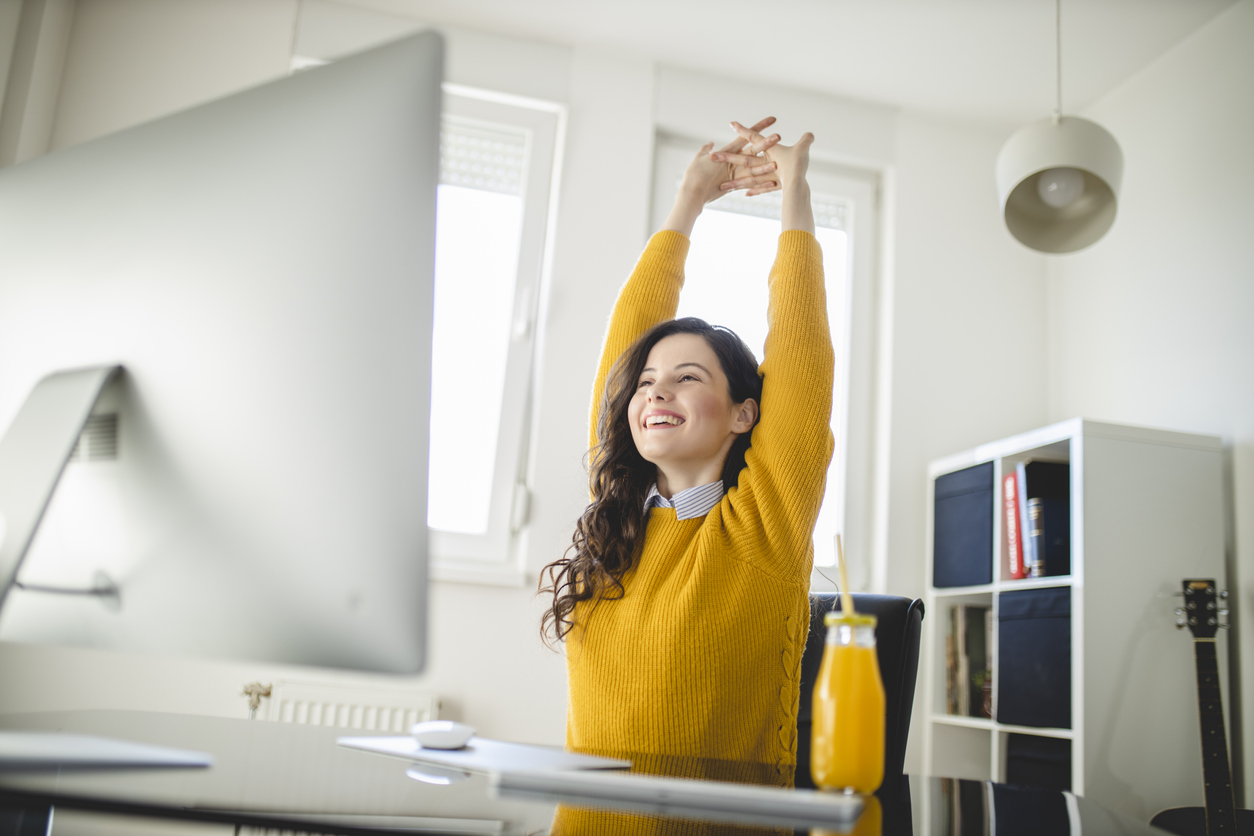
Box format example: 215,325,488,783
627,333,758,493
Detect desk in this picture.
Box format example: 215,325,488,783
0,711,1165,835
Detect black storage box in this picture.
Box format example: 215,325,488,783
933,462,994,588
997,586,1071,729
1005,733,1072,790
992,782,1070,834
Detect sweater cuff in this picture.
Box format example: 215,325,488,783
647,229,692,263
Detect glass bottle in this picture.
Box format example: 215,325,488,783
811,612,885,793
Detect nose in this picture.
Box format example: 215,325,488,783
647,382,671,402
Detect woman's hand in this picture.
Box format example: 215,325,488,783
714,122,814,195
679,117,781,205
659,117,780,237
715,121,816,234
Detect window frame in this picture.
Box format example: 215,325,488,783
650,134,881,582
427,85,564,586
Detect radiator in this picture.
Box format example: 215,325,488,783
242,681,443,836
262,680,439,730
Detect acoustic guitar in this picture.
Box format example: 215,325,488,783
1150,579,1253,836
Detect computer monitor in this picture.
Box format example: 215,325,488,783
0,32,441,676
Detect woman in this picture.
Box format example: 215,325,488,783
540,117,833,787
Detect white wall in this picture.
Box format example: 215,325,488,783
888,111,1050,768
48,0,295,150
1047,0,1254,801
0,0,1048,770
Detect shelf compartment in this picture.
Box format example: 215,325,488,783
927,592,993,720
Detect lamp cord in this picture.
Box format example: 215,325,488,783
1054,0,1063,122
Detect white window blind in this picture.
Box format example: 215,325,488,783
439,121,528,195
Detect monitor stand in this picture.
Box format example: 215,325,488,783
0,731,212,770
0,366,211,771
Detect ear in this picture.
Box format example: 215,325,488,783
731,398,759,434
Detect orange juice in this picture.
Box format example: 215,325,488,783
811,612,885,793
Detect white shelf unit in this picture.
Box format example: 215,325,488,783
921,418,1227,819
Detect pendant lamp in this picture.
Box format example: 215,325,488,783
996,0,1123,254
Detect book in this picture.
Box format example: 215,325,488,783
1022,461,1071,578
945,609,957,715
955,606,969,715
946,604,992,717
1027,497,1044,578
1029,496,1071,577
965,606,988,717
980,609,993,719
1015,460,1071,579
1015,462,1034,577
1003,473,1025,579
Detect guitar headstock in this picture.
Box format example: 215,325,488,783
1180,579,1225,639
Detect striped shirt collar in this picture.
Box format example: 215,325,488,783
644,480,724,521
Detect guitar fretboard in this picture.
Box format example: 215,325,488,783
1195,639,1238,835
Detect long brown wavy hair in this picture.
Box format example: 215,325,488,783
538,317,763,646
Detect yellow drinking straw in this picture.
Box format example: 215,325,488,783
836,533,855,616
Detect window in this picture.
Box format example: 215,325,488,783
651,135,879,570
427,87,562,585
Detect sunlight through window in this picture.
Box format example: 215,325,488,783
677,205,849,567
427,123,527,535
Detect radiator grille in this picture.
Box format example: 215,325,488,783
271,698,434,732
244,682,442,836
261,680,439,730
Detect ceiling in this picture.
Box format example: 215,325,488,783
342,0,1236,129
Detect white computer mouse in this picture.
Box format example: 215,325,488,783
411,720,475,750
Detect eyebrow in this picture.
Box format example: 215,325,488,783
640,363,712,375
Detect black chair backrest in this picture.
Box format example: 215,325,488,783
795,592,924,789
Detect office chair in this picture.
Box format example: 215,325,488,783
795,592,925,789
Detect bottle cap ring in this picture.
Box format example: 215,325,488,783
823,611,878,628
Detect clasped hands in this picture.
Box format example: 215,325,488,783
678,116,814,207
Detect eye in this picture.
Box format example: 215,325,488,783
680,374,698,382
636,379,652,389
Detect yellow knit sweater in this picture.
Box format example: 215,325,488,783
565,229,834,785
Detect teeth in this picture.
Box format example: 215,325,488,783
646,415,682,426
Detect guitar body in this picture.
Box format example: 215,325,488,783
1150,807,1254,836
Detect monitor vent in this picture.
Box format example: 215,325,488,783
70,413,118,461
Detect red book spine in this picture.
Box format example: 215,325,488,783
1003,473,1025,579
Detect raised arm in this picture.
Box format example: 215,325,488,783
587,232,687,451
588,118,783,449
712,125,833,578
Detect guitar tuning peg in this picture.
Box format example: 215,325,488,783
1219,608,1230,617
1220,590,1230,600
1176,617,1188,630
1174,608,1186,617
